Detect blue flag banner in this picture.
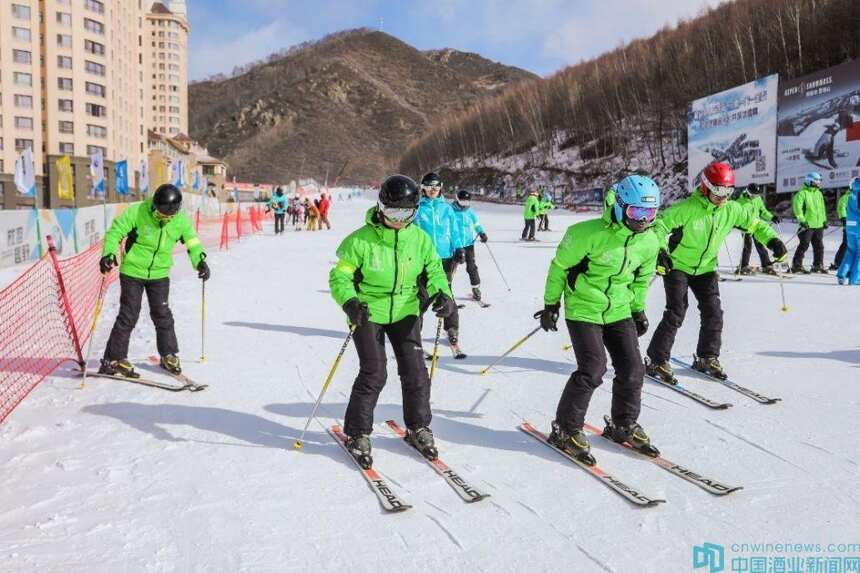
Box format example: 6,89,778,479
115,160,129,195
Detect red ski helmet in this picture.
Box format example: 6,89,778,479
700,162,735,198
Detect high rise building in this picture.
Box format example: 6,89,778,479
144,1,189,137
0,0,191,208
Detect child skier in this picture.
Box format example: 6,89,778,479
98,184,210,378
318,192,332,230
415,172,465,357
306,199,320,231
329,175,455,468
451,189,489,302
293,198,305,231
538,192,554,231
837,178,860,285
535,175,663,464
645,162,786,382
521,189,540,240
735,184,780,275
791,172,828,274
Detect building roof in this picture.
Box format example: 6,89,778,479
150,2,172,15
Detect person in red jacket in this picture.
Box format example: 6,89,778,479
318,192,332,230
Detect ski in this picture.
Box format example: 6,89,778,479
582,422,742,496
645,373,733,410
147,356,208,391
84,371,191,392
719,275,742,282
456,304,467,309
384,420,489,503
519,421,666,507
670,358,781,405
327,424,412,513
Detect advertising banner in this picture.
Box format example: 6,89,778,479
0,210,38,267
777,58,860,193
688,74,779,189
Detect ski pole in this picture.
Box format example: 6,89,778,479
429,317,443,381
482,241,512,292
480,326,541,375
773,221,790,311
293,326,356,449
200,281,206,363
79,275,108,390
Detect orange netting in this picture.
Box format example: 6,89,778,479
0,204,269,424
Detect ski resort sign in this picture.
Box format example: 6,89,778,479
688,74,778,189
777,58,860,193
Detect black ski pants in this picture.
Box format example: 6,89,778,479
792,227,825,268
556,319,644,432
453,244,481,287
647,270,723,363
522,218,536,240
343,316,431,437
418,258,459,332
274,213,285,234
834,225,847,267
740,233,772,268
104,274,178,361
538,214,549,231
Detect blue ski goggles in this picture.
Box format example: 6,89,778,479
625,205,658,222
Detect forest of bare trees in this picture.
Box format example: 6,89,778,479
398,0,860,179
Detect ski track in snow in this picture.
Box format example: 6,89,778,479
1,198,859,572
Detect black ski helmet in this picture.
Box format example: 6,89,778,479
379,175,419,208
276,187,284,197
152,183,182,216
421,172,443,188
456,189,471,203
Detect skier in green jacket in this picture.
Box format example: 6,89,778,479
98,184,210,378
831,183,853,270
791,172,828,273
736,184,781,275
645,163,786,383
538,193,554,231
329,175,455,469
521,190,540,241
534,175,663,465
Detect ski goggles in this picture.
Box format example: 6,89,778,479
456,199,471,208
701,176,734,198
153,209,177,221
625,205,658,221
378,203,416,224
421,183,443,192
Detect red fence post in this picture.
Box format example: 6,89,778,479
46,235,85,366
236,207,242,241
196,209,201,233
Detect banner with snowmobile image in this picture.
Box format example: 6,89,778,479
688,74,779,190
777,58,860,193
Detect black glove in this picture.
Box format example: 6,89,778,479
479,232,488,243
823,221,829,229
656,249,673,276
99,254,116,274
841,218,847,227
453,248,465,264
432,292,456,318
342,298,369,327
196,260,211,281
767,238,788,262
771,215,782,224
799,222,809,232
533,303,560,332
632,311,649,337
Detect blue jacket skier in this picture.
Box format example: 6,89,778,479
837,178,860,285
415,172,464,356
451,189,489,301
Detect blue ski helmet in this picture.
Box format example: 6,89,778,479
613,175,660,226
850,177,860,193
805,172,823,187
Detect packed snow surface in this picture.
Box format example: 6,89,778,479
1,198,858,572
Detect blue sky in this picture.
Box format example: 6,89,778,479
186,0,723,81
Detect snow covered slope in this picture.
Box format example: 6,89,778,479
1,198,858,572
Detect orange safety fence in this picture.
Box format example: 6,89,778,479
0,204,269,425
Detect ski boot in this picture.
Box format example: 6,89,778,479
838,276,847,285
762,265,779,276
548,421,595,465
447,328,467,359
738,266,754,276
603,416,660,457
829,263,839,271
645,359,676,385
811,265,829,274
791,265,810,274
471,286,482,301
345,434,373,469
160,354,182,375
98,358,141,379
405,427,438,460
692,354,728,380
